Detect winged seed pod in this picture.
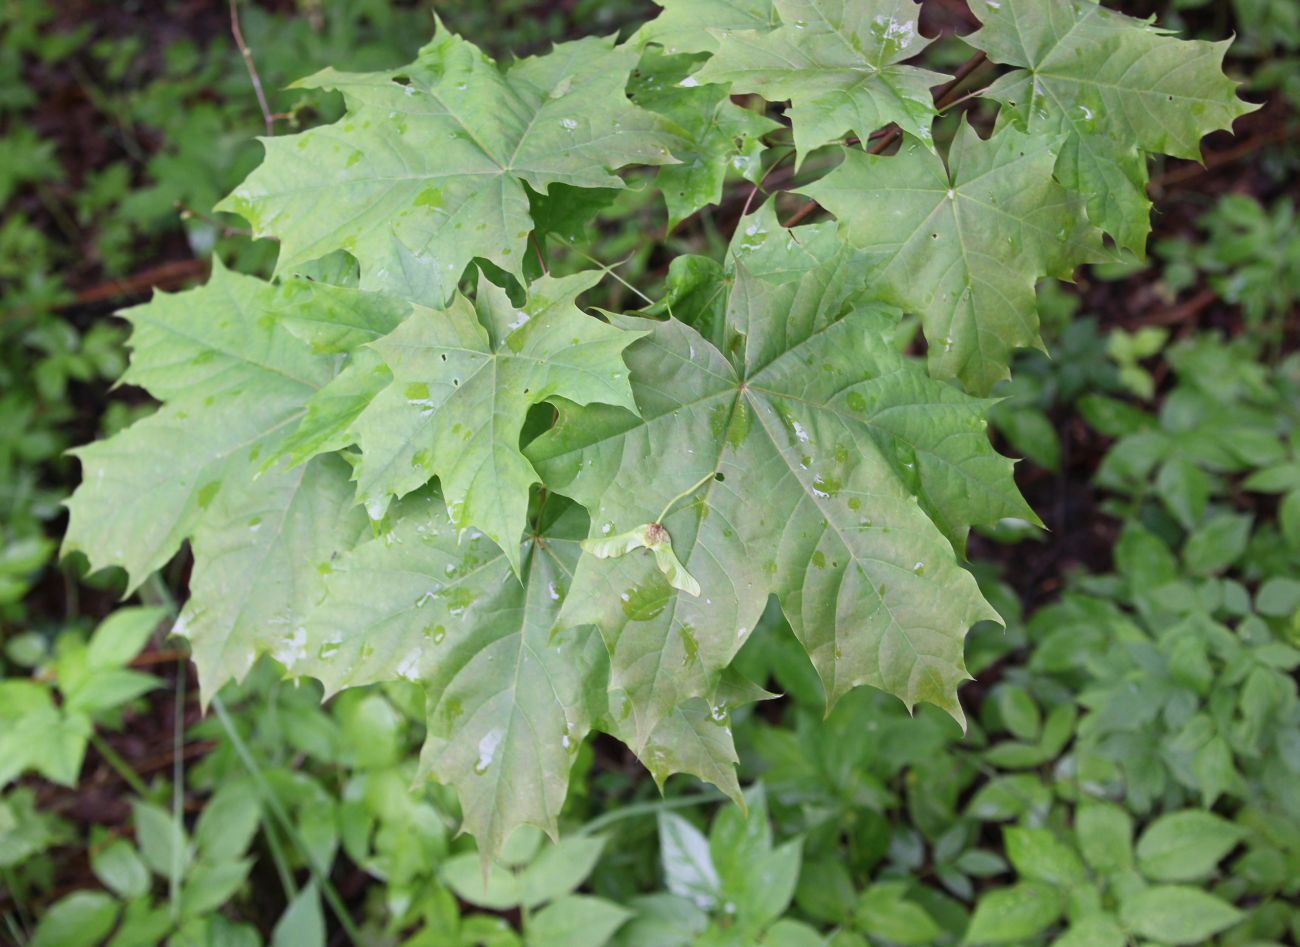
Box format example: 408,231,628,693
583,522,703,597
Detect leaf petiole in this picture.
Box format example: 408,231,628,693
656,470,717,525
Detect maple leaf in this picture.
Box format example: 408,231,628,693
350,271,645,571
216,27,679,303
630,48,779,228
62,264,367,700
179,456,363,697
295,487,766,858
695,0,947,160
273,279,412,467
799,121,1106,394
634,0,779,55
64,263,332,591
528,219,1025,747
965,0,1258,255
295,489,603,858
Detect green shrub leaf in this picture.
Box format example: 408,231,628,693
964,881,1062,944
1135,811,1245,882
1119,885,1244,945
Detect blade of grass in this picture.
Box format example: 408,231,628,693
170,660,186,922
211,694,362,943
141,574,301,917
578,791,723,836
142,572,187,924
3,909,28,946
89,732,150,799
2,866,32,943
263,817,300,903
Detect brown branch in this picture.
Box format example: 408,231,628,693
60,258,210,309
932,51,991,110
135,740,216,775
131,648,189,668
738,146,796,222
0,258,210,327
531,232,549,275
230,0,275,137
1126,286,1218,329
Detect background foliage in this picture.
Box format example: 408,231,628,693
1,0,1297,945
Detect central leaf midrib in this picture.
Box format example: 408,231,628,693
743,388,917,694
621,384,740,750
472,545,562,838
203,461,312,669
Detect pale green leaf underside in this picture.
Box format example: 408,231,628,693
696,0,946,159
635,0,779,54
529,237,1019,745
217,29,679,302
966,0,1256,254
64,264,329,592
63,266,363,700
630,48,779,228
799,121,1105,394
350,271,644,569
297,491,751,854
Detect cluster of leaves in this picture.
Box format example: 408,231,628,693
976,343,1300,945
10,0,1295,942
2,649,664,947
1156,194,1300,341
0,0,443,619
19,788,275,947
3,659,444,945
987,190,1300,489
10,328,1297,944
0,607,163,787
60,0,1256,864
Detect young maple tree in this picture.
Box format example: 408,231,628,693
64,0,1253,858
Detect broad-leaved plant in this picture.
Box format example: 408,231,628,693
65,0,1254,859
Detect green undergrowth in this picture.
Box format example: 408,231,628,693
2,0,1298,945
